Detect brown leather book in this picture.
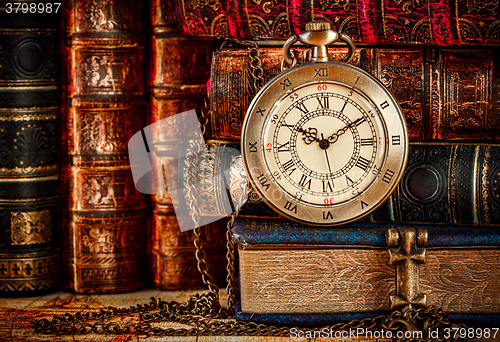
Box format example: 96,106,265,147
147,0,227,289
60,0,147,293
210,47,500,141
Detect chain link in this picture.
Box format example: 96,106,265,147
31,39,471,340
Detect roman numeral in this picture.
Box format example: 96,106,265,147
355,117,366,126
392,135,401,145
380,101,390,110
322,180,333,192
323,211,333,220
298,174,311,190
280,78,291,90
316,96,329,109
340,101,347,113
345,175,354,186
282,123,295,131
284,201,297,213
256,107,266,117
277,141,290,152
355,156,370,170
354,76,360,84
282,159,296,175
257,174,270,191
361,201,368,209
248,141,258,152
314,68,328,77
360,138,373,146
382,169,395,184
296,102,308,115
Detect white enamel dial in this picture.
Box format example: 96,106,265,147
242,61,408,226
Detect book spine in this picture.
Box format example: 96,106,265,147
148,0,227,290
188,141,500,226
174,0,500,45
60,0,147,293
0,3,60,296
211,47,500,141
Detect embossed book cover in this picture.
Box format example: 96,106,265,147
175,0,500,45
234,219,500,326
60,0,147,293
210,47,500,141
0,0,60,296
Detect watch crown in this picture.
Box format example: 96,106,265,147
305,21,331,32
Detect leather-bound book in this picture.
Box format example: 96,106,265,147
234,219,500,327
210,47,500,141
175,0,500,45
60,0,147,293
146,0,227,289
0,1,60,296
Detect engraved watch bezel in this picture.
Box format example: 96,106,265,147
241,60,408,226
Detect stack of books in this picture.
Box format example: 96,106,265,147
1,0,499,333
176,0,500,328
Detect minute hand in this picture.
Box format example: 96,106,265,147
327,117,363,143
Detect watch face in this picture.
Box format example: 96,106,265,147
242,61,408,226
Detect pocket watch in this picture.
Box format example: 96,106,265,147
241,22,408,226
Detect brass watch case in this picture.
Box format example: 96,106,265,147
241,60,408,226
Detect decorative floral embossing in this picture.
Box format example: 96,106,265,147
82,177,114,205
272,12,291,38
465,0,498,15
191,0,220,11
251,0,277,13
82,228,115,253
393,0,419,14
82,0,118,30
243,250,393,312
250,15,272,38
422,251,500,312
11,211,52,245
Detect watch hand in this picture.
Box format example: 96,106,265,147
298,127,320,145
321,133,333,175
327,117,363,143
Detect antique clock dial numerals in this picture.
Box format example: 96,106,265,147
242,61,408,226
264,82,385,207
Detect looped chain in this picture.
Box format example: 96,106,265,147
219,38,265,91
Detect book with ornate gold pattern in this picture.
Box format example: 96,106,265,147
60,0,147,293
175,0,500,45
0,0,60,296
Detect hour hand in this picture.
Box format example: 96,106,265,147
299,127,319,145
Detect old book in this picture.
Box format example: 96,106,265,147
175,0,500,45
146,0,227,289
210,47,500,141
234,218,500,327
0,1,60,295
183,141,500,226
60,0,147,293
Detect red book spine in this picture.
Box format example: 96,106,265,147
148,0,228,290
174,0,500,45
